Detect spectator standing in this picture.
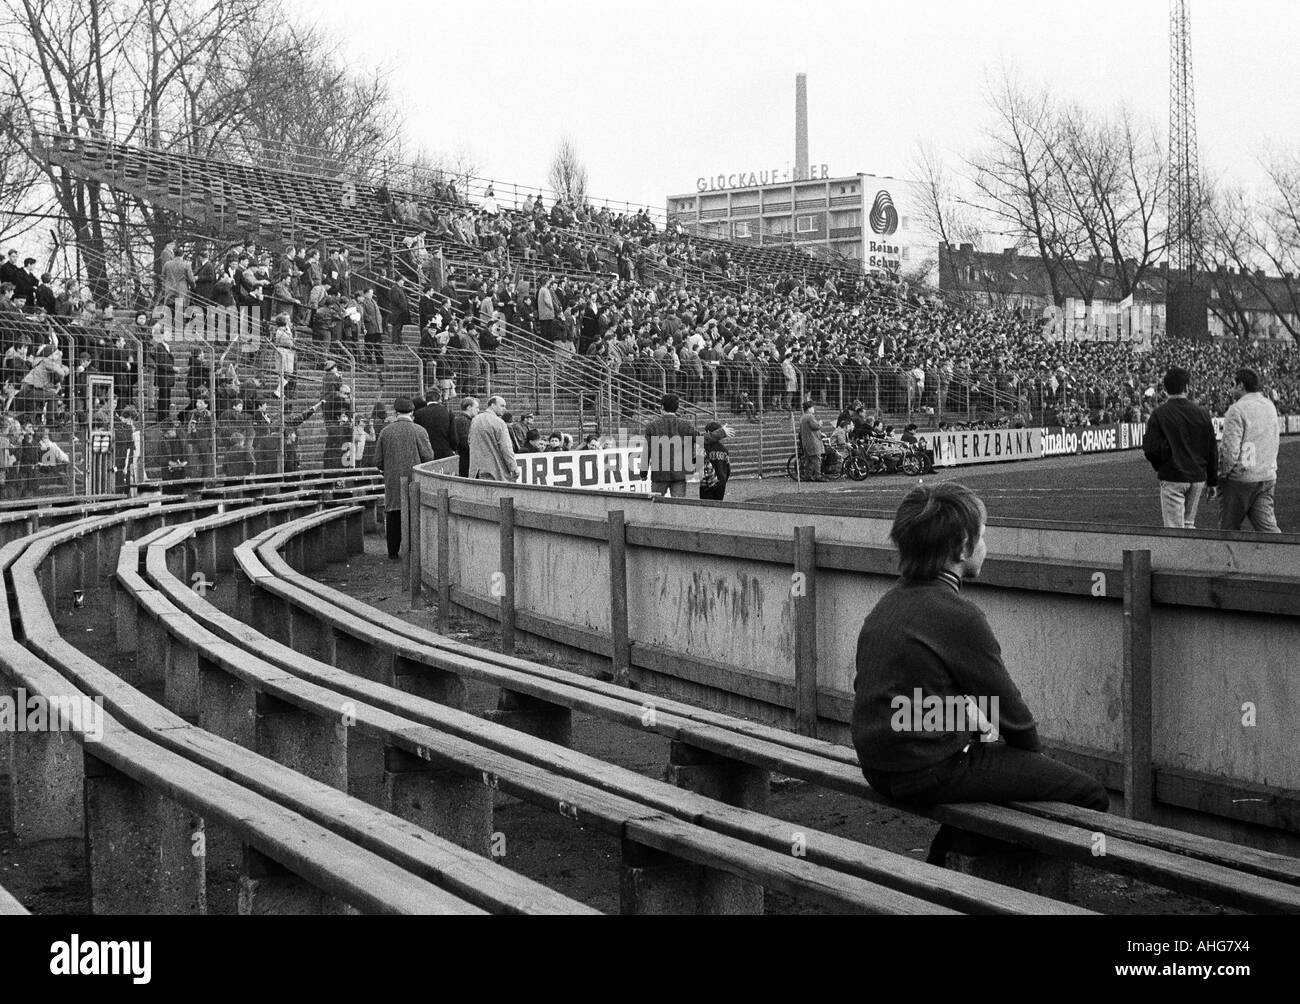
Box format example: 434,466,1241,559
455,397,478,478
798,399,826,481
185,396,215,479
414,392,459,460
161,252,196,312
1215,367,1282,533
699,421,734,501
14,258,39,308
537,276,558,342
468,395,518,481
361,287,384,365
387,277,410,347
642,392,716,497
373,395,434,559
34,273,56,316
1142,367,1218,529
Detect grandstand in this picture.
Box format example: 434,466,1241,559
3,113,1293,498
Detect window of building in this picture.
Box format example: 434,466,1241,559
733,221,752,238
769,217,791,236
796,215,816,233
901,215,910,231
902,247,910,260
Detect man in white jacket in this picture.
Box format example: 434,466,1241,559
1215,368,1282,533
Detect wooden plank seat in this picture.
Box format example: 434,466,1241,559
0,508,489,914
230,505,1300,914
2,507,592,916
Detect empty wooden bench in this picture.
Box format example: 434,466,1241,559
6,503,589,915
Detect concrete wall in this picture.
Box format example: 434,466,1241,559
415,465,1300,812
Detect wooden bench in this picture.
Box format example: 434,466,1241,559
8,503,593,915
0,509,484,915
136,506,1095,915
234,505,1300,914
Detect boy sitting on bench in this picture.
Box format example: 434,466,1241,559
851,482,1108,865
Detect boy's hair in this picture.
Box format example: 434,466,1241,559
889,483,986,582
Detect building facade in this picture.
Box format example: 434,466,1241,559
939,243,1299,346
666,172,924,276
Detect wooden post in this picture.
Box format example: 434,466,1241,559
608,510,630,685
436,488,451,633
793,525,818,738
407,481,422,610
399,476,411,584
499,497,515,656
1122,549,1153,822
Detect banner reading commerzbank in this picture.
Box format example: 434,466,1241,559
916,428,1042,468
515,448,651,493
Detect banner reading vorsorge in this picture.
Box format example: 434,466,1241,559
515,448,651,493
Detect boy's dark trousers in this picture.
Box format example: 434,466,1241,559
862,740,1109,863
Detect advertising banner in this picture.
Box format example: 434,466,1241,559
515,448,651,494
1039,425,1122,458
916,428,1042,468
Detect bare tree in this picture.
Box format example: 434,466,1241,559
547,136,587,205
1201,181,1261,338
909,140,986,292
967,69,1083,307
0,96,49,248
0,0,265,300
0,0,410,302
1041,102,1167,301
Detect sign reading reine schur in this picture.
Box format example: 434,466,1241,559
515,448,651,494
696,165,830,192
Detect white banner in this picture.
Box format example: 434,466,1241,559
515,448,651,494
915,428,1042,468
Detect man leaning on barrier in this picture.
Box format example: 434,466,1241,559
851,483,1108,866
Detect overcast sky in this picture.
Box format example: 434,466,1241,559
287,0,1298,210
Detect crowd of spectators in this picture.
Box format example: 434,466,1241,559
2,159,1299,499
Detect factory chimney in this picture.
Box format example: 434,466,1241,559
795,73,809,181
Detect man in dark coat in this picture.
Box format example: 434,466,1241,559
374,396,434,559
641,393,723,497
386,277,409,346
413,393,459,460
454,397,477,478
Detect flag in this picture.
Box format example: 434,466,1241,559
877,337,886,359
1117,293,1134,311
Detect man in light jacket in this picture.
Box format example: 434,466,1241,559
537,276,558,342
1215,367,1282,533
468,395,518,482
